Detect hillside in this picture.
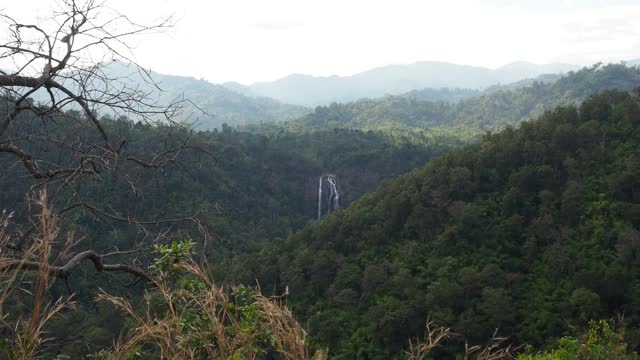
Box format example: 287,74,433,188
78,61,311,129
0,105,458,356
285,63,640,137
0,120,450,257
233,61,579,106
226,90,640,358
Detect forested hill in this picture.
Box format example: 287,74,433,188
1,95,460,356
0,115,452,257
225,89,640,358
283,64,640,137
86,61,311,129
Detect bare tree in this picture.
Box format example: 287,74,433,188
0,0,210,288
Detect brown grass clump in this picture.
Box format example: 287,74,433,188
0,193,75,359
405,318,518,360
462,330,518,360
405,317,452,360
98,259,311,359
255,293,310,360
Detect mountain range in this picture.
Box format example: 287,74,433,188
47,59,638,130
61,61,311,129
280,63,640,137
225,61,581,106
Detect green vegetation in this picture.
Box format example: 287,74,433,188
84,61,312,129
0,210,311,360
0,117,448,257
283,64,640,138
517,320,638,360
4,68,640,358
226,89,640,358
5,1,640,358
4,72,640,358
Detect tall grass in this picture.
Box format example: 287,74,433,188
98,260,311,359
0,193,75,359
405,318,517,360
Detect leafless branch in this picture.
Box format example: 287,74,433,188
0,0,212,287
0,249,152,285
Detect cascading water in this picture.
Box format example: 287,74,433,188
317,176,323,220
327,178,335,214
317,174,340,220
327,175,339,210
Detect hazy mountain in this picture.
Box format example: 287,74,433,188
284,63,640,135
627,58,640,67
65,61,311,129
241,61,581,106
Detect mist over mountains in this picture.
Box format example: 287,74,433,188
83,61,310,129
64,59,639,130
226,61,581,106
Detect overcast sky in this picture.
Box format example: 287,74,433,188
6,0,640,84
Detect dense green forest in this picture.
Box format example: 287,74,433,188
5,1,640,358
0,108,457,357
1,117,449,256
277,64,640,138
3,64,640,358
224,89,640,358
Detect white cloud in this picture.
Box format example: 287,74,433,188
3,0,640,83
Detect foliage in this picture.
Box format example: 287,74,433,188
227,89,640,358
281,64,640,138
96,241,311,360
517,320,639,360
151,240,196,275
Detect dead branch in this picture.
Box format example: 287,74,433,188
1,249,152,285
0,0,212,286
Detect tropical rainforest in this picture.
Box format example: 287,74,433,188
2,2,640,359
226,88,640,358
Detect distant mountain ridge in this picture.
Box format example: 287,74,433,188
76,61,311,129
228,61,581,106
283,63,640,136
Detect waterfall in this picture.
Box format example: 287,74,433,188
327,175,339,210
317,174,340,220
327,177,335,214
318,175,323,219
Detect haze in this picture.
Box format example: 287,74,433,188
7,0,640,84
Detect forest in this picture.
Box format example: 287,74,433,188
226,89,640,358
2,1,640,359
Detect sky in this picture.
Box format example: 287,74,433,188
4,0,640,84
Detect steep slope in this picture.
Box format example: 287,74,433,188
0,112,452,256
227,90,640,358
245,61,580,106
287,63,640,137
0,105,455,355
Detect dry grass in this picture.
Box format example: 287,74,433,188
255,293,310,360
462,329,519,360
0,192,75,359
99,261,311,359
0,193,311,359
405,319,518,360
405,317,452,360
